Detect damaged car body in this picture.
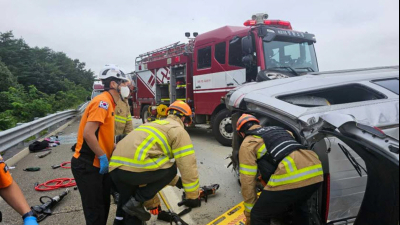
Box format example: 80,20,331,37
225,66,399,224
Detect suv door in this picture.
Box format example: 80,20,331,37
316,120,399,225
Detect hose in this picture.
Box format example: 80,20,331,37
35,178,76,191
60,162,71,169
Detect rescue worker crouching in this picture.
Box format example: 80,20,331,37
71,64,130,225
0,155,38,225
237,114,324,225
110,101,201,224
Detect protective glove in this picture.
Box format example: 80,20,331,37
98,154,109,174
175,177,183,189
180,198,201,208
149,205,162,215
23,216,39,225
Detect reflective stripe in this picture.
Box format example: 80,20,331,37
136,136,156,161
183,179,200,192
115,115,128,124
110,156,170,170
274,143,304,158
153,120,170,125
239,164,258,176
282,157,297,173
127,117,133,122
257,144,267,159
244,203,254,213
173,145,195,159
268,165,323,187
270,140,298,154
136,126,172,157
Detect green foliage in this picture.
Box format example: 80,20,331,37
0,61,17,92
0,31,93,131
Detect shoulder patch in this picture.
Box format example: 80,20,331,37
99,101,109,110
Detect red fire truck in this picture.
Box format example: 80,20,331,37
131,13,319,146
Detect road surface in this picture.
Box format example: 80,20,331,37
0,118,242,225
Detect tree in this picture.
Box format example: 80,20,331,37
0,60,17,92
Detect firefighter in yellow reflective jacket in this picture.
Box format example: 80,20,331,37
112,80,135,224
114,98,133,136
237,114,324,225
109,101,200,224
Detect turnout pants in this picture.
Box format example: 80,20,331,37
71,157,112,225
251,183,322,225
110,165,178,224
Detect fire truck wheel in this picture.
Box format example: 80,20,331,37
213,109,233,146
141,105,150,124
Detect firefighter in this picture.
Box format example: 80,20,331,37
71,64,130,225
110,101,201,224
112,79,134,205
0,155,38,225
236,114,324,225
114,79,134,137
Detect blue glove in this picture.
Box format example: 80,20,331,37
98,154,109,174
24,216,38,225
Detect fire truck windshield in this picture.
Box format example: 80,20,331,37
263,40,318,74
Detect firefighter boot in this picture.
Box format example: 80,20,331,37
122,197,151,222
112,191,120,204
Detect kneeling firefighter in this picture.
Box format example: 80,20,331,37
237,114,324,225
110,101,201,224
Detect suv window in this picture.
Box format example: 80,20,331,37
229,37,244,67
372,78,399,95
278,84,387,108
197,46,212,69
215,42,226,64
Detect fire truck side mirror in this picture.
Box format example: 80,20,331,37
241,36,253,55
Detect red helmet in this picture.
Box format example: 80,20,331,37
237,114,260,132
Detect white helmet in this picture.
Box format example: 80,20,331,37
99,64,129,82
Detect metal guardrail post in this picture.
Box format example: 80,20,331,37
0,102,89,153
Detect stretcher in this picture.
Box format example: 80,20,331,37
207,201,247,225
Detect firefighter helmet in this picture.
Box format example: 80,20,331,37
237,114,260,133
99,64,129,82
167,101,193,125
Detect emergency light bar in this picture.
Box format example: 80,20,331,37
244,20,293,30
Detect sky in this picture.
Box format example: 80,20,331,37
0,0,399,75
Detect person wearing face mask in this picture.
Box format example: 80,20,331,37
71,64,130,225
109,101,201,224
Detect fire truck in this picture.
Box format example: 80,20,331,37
132,13,319,146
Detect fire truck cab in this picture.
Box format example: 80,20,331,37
133,13,319,146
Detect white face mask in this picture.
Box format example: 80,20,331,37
120,86,130,98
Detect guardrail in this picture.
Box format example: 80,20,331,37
0,102,89,153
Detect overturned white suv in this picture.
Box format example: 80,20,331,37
225,66,399,225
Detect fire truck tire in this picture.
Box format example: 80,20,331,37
141,105,150,124
213,109,233,146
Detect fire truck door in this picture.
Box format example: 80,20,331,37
225,68,246,87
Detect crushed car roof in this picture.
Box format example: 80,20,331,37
228,66,399,121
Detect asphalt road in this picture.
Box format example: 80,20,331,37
0,118,242,225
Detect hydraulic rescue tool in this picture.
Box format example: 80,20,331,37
178,184,220,206
31,189,70,222
157,191,190,225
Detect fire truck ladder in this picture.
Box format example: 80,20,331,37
136,40,195,65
